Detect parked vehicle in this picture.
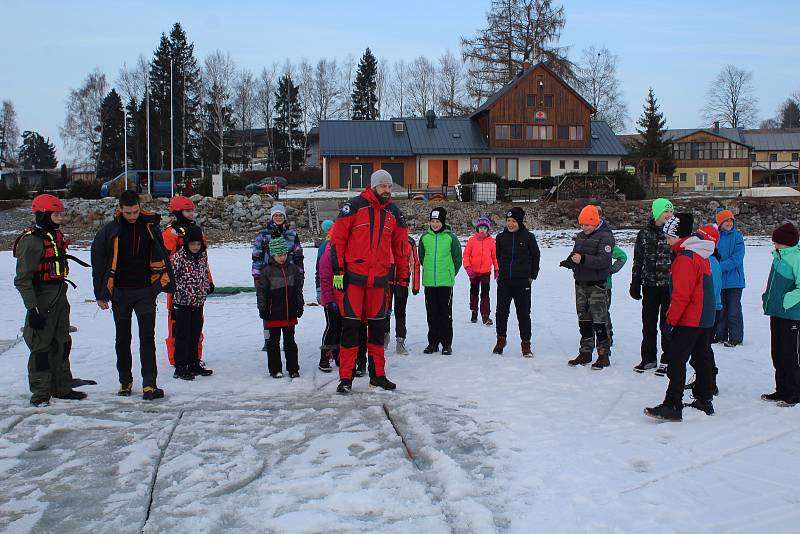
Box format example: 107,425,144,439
100,168,201,198
244,176,288,195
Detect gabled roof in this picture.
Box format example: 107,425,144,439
663,128,749,146
470,62,595,118
741,129,800,151
319,120,413,156
404,117,488,154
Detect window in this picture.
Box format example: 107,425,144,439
559,160,566,170
569,126,583,141
510,125,522,140
496,158,518,180
543,94,553,107
792,153,799,161
495,125,510,140
530,160,551,177
588,160,609,173
557,126,569,140
719,172,726,182
573,160,580,170
526,94,535,107
769,153,778,162
751,152,757,162
680,173,688,182
470,158,491,173
525,125,553,140
733,172,740,182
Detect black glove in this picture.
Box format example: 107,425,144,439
559,258,576,269
629,279,642,300
28,308,46,330
258,308,267,320
297,305,304,318
412,289,419,296
208,283,215,294
325,302,339,314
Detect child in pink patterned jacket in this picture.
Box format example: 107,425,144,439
170,225,213,380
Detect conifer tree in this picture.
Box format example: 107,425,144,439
273,73,304,170
633,88,675,178
18,131,57,169
351,48,378,120
97,89,126,179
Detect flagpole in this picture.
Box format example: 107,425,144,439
123,106,128,178
146,67,151,195
170,58,175,197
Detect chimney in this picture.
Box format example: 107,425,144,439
425,109,437,129
713,121,720,133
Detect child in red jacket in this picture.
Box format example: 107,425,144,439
463,216,499,325
645,213,717,421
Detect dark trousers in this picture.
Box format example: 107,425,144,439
267,326,298,375
665,325,714,407
770,317,800,399
424,286,454,348
496,278,532,342
322,306,341,352
340,317,385,379
716,287,744,343
382,284,409,340
356,322,376,378
112,287,158,388
469,273,491,318
641,285,671,364
173,304,204,368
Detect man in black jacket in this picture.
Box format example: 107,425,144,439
493,207,540,357
91,190,174,400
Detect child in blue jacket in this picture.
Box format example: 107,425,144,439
714,209,745,346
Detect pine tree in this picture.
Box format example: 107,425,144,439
273,74,304,170
351,48,378,120
18,131,57,169
633,88,675,179
97,89,126,180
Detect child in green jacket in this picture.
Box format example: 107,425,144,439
418,207,462,355
761,223,800,407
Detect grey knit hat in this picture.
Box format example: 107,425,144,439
270,204,287,219
371,169,393,188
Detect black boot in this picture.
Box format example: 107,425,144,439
369,375,396,390
336,378,353,394
423,345,438,354
189,361,213,376
318,351,333,372
174,365,195,381
643,403,682,421
761,391,784,402
470,311,478,323
686,398,714,415
261,340,269,352
54,390,88,400
143,386,165,400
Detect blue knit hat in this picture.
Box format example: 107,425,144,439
321,219,334,233
475,216,491,231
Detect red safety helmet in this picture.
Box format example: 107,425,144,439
169,196,196,212
31,194,64,213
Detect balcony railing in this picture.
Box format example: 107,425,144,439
752,160,799,171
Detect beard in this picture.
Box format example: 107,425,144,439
376,191,391,204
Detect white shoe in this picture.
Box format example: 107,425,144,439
396,338,408,355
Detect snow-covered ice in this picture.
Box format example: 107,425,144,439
1,235,798,533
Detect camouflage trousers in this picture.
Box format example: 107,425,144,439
575,282,611,356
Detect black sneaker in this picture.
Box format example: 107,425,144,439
723,341,741,348
30,398,50,407
470,311,478,323
261,340,269,351
643,403,682,421
174,365,195,381
441,346,453,355
318,355,332,373
634,361,656,373
354,365,366,378
336,378,353,394
189,361,213,376
686,399,714,415
270,372,283,379
369,375,396,390
142,386,164,400
289,371,300,379
654,364,668,376
54,390,88,400
777,397,798,407
423,345,438,354
482,316,494,326
761,391,784,403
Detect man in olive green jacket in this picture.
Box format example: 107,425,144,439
14,194,86,407
418,207,462,355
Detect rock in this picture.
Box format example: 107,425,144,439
191,194,203,203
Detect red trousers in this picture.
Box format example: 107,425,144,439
166,293,203,365
335,283,390,379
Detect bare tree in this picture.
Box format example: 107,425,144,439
461,0,571,102
307,58,344,125
0,100,20,166
116,54,149,106
437,49,470,116
701,64,759,128
407,56,437,116
574,45,628,132
255,63,278,167
376,57,391,119
203,50,236,173
297,58,314,134
389,59,407,118
60,68,108,170
232,68,256,170
340,54,356,119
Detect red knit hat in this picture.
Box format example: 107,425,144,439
578,205,600,226
715,209,735,227
772,223,800,247
698,225,720,244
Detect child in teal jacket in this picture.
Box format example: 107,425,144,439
761,223,800,406
418,207,462,355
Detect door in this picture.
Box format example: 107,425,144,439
382,163,404,186
350,165,363,189
695,173,707,191
427,160,444,187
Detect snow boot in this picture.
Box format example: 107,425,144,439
441,346,453,355
761,391,784,403
318,352,333,372
395,338,408,355
633,361,656,373
643,403,682,421
369,375,396,390
336,378,353,394
591,351,610,370
117,383,133,397
471,311,478,323
30,398,50,407
521,340,533,358
142,386,164,401
482,315,493,326
686,398,714,415
423,345,438,354
492,336,506,355
654,364,668,377
189,361,213,376
270,372,283,379
723,340,740,348
354,363,366,377
174,365,195,381
568,353,592,366
777,396,799,407
289,371,300,379
54,390,87,400
71,378,97,388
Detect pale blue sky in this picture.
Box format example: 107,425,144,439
2,0,799,161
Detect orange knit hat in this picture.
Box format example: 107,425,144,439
715,209,734,226
578,205,600,226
